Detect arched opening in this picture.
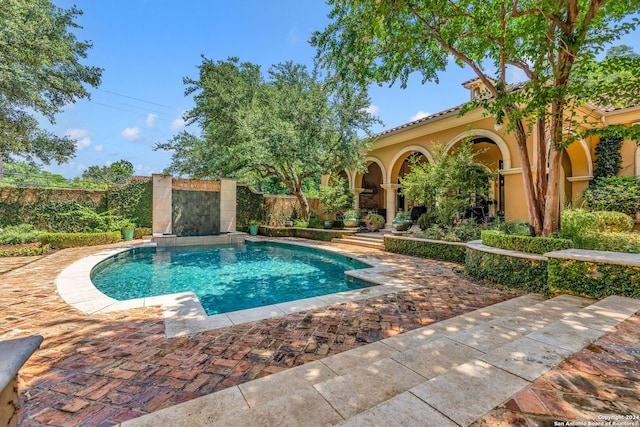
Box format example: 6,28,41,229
395,152,427,212
445,136,504,218
357,161,385,216
561,149,574,208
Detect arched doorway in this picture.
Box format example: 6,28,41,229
356,161,385,216
395,152,427,212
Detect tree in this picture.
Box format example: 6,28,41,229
312,0,640,235
0,0,102,177
80,160,134,185
157,58,379,218
318,176,354,219
400,142,495,226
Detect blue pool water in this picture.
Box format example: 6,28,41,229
91,242,370,315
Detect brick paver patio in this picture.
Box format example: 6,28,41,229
1,238,638,426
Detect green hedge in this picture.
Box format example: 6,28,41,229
39,231,122,249
465,246,548,293
107,179,152,228
481,230,573,255
134,227,152,239
384,236,466,263
0,244,51,257
258,226,356,242
548,258,640,298
236,185,266,232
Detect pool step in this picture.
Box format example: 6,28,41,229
332,233,385,250
121,294,640,426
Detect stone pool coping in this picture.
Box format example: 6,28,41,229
55,238,412,338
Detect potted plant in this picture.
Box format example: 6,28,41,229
249,220,260,236
319,176,354,229
121,220,135,241
392,210,413,231
366,213,385,232
342,209,360,228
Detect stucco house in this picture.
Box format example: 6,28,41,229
337,79,640,227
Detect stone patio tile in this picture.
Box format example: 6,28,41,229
338,391,457,427
392,337,485,380
527,319,605,352
274,296,326,314
481,337,573,381
120,386,248,426
380,327,443,352
214,386,344,427
411,359,529,426
226,305,286,324
489,314,553,334
319,341,401,376
562,296,640,332
448,323,524,353
314,357,426,419
239,360,336,407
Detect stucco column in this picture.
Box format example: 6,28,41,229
352,187,365,210
152,174,172,235
380,183,400,227
219,178,237,233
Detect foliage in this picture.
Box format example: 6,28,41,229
592,211,634,232
319,176,354,217
366,214,385,231
258,226,357,241
39,231,122,248
481,230,573,255
417,212,437,230
465,247,548,294
293,219,309,228
0,0,101,170
384,235,466,263
1,161,71,187
81,160,134,185
106,179,152,228
0,244,50,257
312,0,640,236
308,211,323,229
583,177,640,215
560,208,598,247
0,224,43,245
593,135,623,180
420,223,484,243
548,259,640,299
343,209,359,220
133,227,152,239
393,210,411,221
157,58,380,218
236,185,266,231
488,220,532,236
400,142,494,226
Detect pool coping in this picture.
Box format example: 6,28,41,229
55,238,413,337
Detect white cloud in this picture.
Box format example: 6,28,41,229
65,128,91,150
121,127,142,141
146,113,158,128
94,144,104,152
170,116,185,131
410,110,430,121
365,105,380,115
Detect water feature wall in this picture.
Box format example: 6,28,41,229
152,175,236,236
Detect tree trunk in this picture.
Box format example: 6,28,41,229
510,116,544,235
543,145,563,236
293,188,311,219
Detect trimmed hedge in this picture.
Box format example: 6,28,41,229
0,244,51,257
548,258,640,298
481,230,573,255
134,227,152,239
258,226,356,242
465,246,548,293
384,236,466,263
40,232,122,249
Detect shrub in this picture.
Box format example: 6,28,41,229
487,220,532,236
417,211,436,230
481,230,573,255
0,244,51,257
560,209,598,247
384,235,467,263
420,223,484,243
465,246,548,293
0,224,43,245
592,211,634,232
548,259,640,299
39,232,122,248
134,227,152,239
583,176,640,215
575,231,640,253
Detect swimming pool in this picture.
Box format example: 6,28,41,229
91,241,371,315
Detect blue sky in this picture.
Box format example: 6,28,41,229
44,1,639,178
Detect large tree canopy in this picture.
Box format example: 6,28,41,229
157,57,380,217
312,0,640,235
0,0,102,175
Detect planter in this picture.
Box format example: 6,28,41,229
121,227,134,241
284,221,294,227
343,218,359,228
392,219,413,232
323,220,334,229
249,225,259,236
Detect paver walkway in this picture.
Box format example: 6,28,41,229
1,239,511,426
